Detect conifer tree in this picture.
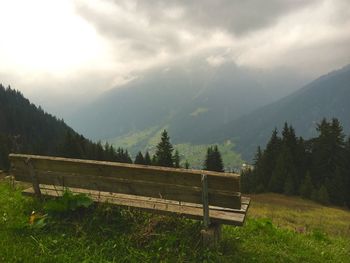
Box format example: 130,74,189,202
154,130,174,167
268,143,296,194
184,160,190,169
345,138,350,207
299,173,314,199
317,185,330,205
144,151,152,165
134,151,145,165
151,155,157,166
173,150,180,168
259,128,282,190
251,146,263,192
311,118,346,201
204,145,224,172
283,174,295,196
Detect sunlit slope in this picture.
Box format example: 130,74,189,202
107,126,243,169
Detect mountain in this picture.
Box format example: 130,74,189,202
68,59,306,148
0,84,72,156
204,64,350,160
0,84,130,170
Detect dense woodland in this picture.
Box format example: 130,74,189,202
0,85,222,172
242,119,350,208
0,85,132,170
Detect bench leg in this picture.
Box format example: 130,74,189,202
201,223,222,248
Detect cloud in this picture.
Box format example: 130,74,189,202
0,0,349,117
74,0,350,77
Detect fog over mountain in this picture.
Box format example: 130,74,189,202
201,64,350,160
0,0,349,121
67,58,308,141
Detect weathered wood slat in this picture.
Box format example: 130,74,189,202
36,184,249,214
13,168,241,209
201,174,210,228
22,186,246,226
9,154,240,192
35,184,249,213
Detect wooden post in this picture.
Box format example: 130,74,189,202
201,223,222,248
201,173,222,247
201,174,210,228
25,158,42,200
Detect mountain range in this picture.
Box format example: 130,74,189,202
67,59,309,166
202,64,350,159
68,61,350,165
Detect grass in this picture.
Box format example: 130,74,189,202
0,178,349,262
247,193,350,237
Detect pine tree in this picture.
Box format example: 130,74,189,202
184,160,190,169
204,145,224,172
345,138,350,207
299,173,313,199
269,144,295,193
134,151,145,165
0,134,11,170
173,150,180,168
251,146,263,192
154,130,174,167
283,173,295,196
310,118,346,201
259,128,282,190
144,151,152,165
317,185,330,205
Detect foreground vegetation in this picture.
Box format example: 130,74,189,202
1,179,349,262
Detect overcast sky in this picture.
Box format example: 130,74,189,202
0,0,349,116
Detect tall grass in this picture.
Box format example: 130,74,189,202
0,180,349,262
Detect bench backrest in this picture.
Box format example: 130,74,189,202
9,154,241,209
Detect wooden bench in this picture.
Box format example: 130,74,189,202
9,153,250,246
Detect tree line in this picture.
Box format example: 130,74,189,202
0,85,132,170
0,85,225,172
242,118,350,208
130,130,224,172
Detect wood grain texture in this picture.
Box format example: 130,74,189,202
10,154,242,209
9,154,240,191
22,186,248,226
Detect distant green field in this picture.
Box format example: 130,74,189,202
107,128,244,169
1,178,349,262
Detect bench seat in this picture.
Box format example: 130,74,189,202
10,153,250,234
23,185,250,226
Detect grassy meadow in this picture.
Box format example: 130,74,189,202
0,177,349,262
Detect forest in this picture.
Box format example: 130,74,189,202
242,119,350,208
0,85,223,172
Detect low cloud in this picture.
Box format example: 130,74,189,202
0,0,349,116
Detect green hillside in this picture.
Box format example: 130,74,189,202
1,178,349,262
107,127,243,169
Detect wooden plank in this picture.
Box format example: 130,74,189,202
13,168,242,209
201,174,210,228
9,154,240,192
22,187,246,226
32,185,249,215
